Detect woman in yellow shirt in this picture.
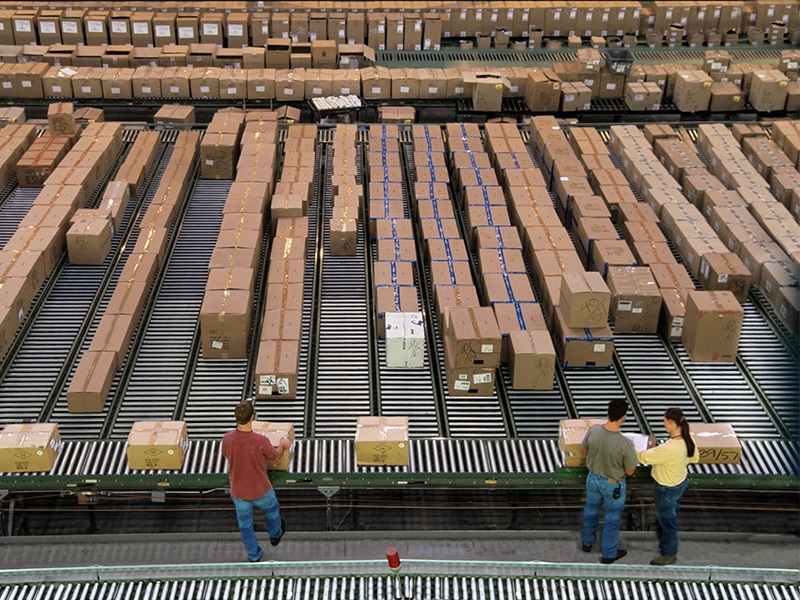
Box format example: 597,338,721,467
637,407,700,566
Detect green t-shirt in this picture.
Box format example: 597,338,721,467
581,424,638,481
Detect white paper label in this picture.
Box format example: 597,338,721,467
415,21,422,31
341,87,351,94
204,23,219,36
87,20,104,33
283,87,293,95
454,86,464,94
593,344,606,353
40,22,57,34
142,85,152,93
473,373,492,384
112,21,128,33
258,384,273,395
229,24,243,37
673,317,684,327
454,380,471,391
227,86,237,94
400,85,409,93
15,19,31,33
178,26,194,39
371,86,381,94
312,86,322,95
169,85,179,93
607,83,617,90
155,25,171,37
565,94,575,102
206,159,214,165
63,21,78,34
52,85,62,92
211,340,224,349
480,344,494,353
428,86,438,94
21,80,30,88
256,85,266,93
81,85,91,93
618,300,632,312
262,25,269,35
632,307,643,314
378,24,385,33
111,86,120,94
671,326,683,337
134,22,149,35
199,85,209,93
276,378,290,395
0,82,9,89
718,273,729,283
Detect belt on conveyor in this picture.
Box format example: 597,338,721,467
0,438,795,480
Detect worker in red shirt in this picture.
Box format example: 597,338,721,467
222,400,292,562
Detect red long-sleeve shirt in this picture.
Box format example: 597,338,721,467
221,430,281,500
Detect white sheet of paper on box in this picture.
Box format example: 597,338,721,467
385,312,425,368
623,432,651,453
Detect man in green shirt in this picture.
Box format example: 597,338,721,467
580,399,638,564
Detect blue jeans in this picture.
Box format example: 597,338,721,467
232,489,283,562
654,479,688,557
581,472,626,559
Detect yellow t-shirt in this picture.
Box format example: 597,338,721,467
637,437,699,487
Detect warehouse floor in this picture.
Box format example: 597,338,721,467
0,530,797,572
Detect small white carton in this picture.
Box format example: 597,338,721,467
385,312,425,368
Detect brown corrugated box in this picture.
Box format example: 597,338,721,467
482,271,536,304
552,306,615,368
66,216,112,265
591,239,638,278
748,69,789,112
434,284,481,328
673,70,713,112
559,418,606,455
692,423,741,464
698,252,751,302
0,423,61,473
126,421,188,470
682,290,743,362
67,350,116,412
508,329,556,390
250,421,294,471
524,68,562,112
355,416,409,466
255,339,300,398
559,270,611,328
443,342,495,396
444,306,502,368
375,285,419,331
660,287,688,341
199,288,252,360
605,266,662,333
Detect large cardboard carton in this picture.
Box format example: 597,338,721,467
748,70,789,112
66,216,112,265
67,350,116,412
559,417,606,456
88,311,136,370
559,271,611,328
698,252,752,302
682,290,743,362
444,306,502,368
330,217,358,256
355,416,409,466
692,422,741,464
0,423,61,473
251,421,295,470
199,288,252,360
524,68,562,112
552,306,615,369
606,266,662,334
254,339,300,398
126,421,188,470
463,70,510,112
385,312,425,369
673,70,713,112
508,329,556,390
660,287,688,341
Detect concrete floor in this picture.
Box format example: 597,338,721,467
0,530,797,573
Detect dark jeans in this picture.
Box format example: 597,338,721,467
654,479,688,557
581,471,626,559
232,489,283,562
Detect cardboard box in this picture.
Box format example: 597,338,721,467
559,417,606,458
463,70,510,112
559,271,611,328
699,252,752,302
561,81,592,111
126,421,188,471
749,70,789,112
710,81,745,111
692,422,742,464
445,306,502,368
330,217,358,256
524,68,562,112
385,312,425,369
355,416,409,466
682,290,743,362
250,421,295,471
508,329,556,390
254,339,299,398
0,423,61,473
66,217,112,265
67,350,116,412
606,266,662,334
673,70,713,112
552,306,615,369
199,288,252,359
660,287,688,341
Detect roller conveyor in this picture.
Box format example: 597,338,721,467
0,187,38,248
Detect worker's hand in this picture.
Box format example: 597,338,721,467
279,438,291,449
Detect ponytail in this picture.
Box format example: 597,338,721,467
665,407,695,457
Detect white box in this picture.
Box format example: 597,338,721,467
385,312,425,368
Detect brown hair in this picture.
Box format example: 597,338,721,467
665,407,695,457
234,401,254,425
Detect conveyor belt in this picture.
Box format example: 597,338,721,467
41,140,172,438
1,437,795,481
313,139,372,437
1,572,798,599
0,188,39,247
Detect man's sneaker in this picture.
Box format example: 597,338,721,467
581,543,592,553
650,555,677,566
600,549,628,564
270,519,286,547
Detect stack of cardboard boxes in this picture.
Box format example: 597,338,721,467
329,124,359,257
254,123,313,399
68,128,195,412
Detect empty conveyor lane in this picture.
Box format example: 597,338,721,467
41,138,172,438
0,133,151,432
312,134,372,438
107,178,231,438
